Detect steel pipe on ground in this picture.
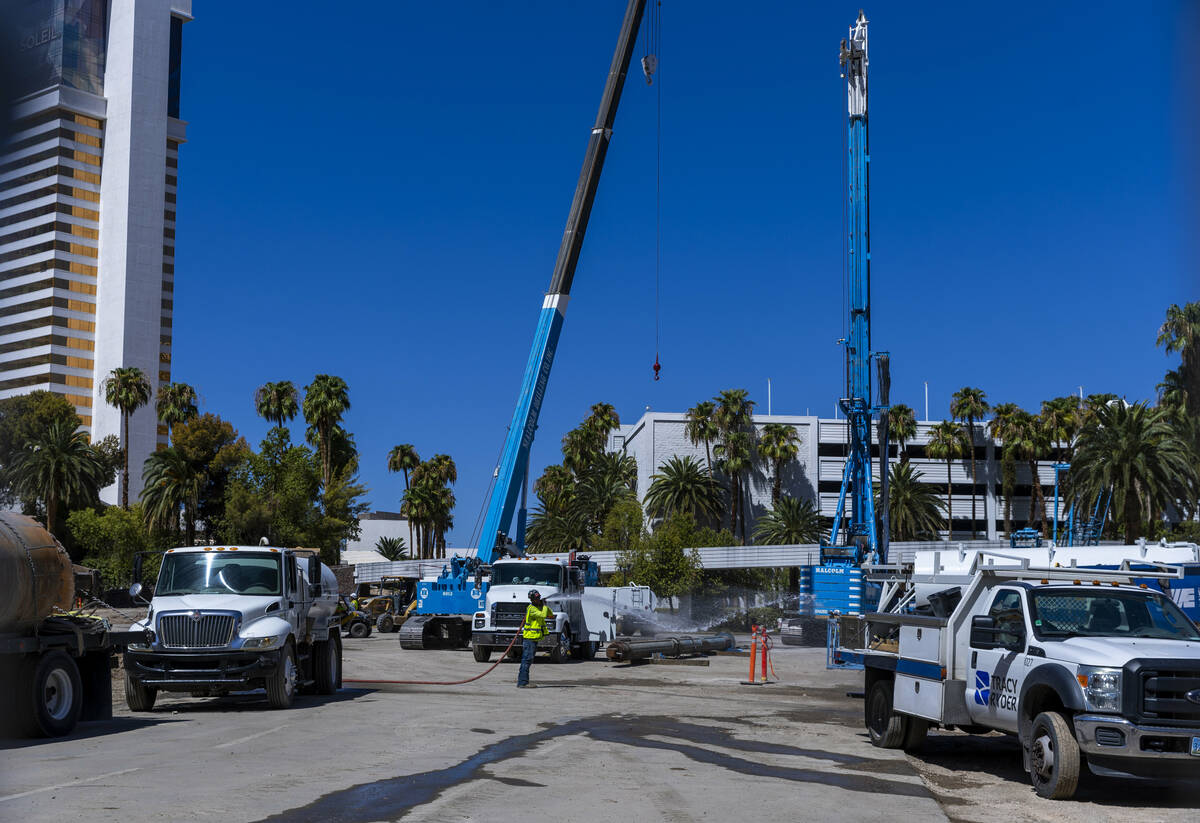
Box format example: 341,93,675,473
605,633,734,662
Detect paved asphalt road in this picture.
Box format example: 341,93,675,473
1,633,1197,822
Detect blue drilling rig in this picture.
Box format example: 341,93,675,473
399,0,647,649
813,11,891,617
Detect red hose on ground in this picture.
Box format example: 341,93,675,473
343,630,523,686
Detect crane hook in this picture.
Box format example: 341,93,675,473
652,353,661,381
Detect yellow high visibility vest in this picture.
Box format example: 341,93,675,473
523,604,553,640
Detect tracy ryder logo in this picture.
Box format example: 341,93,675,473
974,670,990,705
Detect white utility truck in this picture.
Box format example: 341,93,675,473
470,554,656,663
124,545,342,710
834,553,1200,799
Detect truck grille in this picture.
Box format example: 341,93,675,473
158,613,236,649
492,603,526,629
1128,660,1200,727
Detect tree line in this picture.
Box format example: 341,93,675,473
524,301,1200,555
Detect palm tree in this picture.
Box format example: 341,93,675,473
643,456,724,523
714,389,755,540
1157,301,1200,417
887,404,918,464
1006,410,1052,534
375,535,408,561
988,403,1022,536
387,444,420,551
155,382,198,445
752,496,822,545
255,380,299,429
102,366,152,508
587,402,620,436
950,387,989,538
9,420,106,530
141,447,202,546
685,401,719,474
302,375,350,489
1040,396,1081,463
925,420,965,538
757,423,801,503
877,462,946,541
1073,402,1196,541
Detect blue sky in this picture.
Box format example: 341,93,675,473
172,2,1197,544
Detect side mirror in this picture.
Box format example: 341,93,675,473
128,582,143,599
1005,629,1026,653
132,554,144,584
969,615,999,649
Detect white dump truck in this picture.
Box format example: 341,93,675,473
470,554,656,663
124,544,342,710
834,554,1200,799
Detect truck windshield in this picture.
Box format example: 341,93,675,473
1030,589,1200,641
156,552,283,596
491,563,562,588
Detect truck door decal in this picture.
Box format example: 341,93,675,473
974,670,990,705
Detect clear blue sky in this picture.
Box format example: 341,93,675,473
172,2,1198,545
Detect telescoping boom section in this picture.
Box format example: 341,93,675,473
826,10,883,567
474,0,647,561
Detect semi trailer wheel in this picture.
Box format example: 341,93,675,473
1029,711,1080,800
313,633,340,695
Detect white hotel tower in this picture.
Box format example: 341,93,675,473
1,0,192,502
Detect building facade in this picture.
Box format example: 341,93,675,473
611,410,1070,542
1,0,191,501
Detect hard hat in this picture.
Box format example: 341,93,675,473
527,589,542,601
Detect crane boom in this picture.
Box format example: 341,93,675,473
826,11,880,565
474,0,647,561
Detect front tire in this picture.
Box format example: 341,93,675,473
377,613,395,633
549,632,571,664
472,643,491,663
1029,711,1080,800
124,668,158,713
266,642,298,709
26,651,83,736
865,679,908,749
349,621,370,639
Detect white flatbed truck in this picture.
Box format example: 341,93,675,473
834,555,1200,799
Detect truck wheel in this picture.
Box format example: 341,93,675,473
549,633,571,664
313,633,340,695
865,679,908,749
377,614,395,633
506,646,522,662
572,641,598,660
1029,711,1080,800
26,651,83,736
266,642,298,709
903,717,928,751
349,621,370,639
124,668,157,713
472,644,491,663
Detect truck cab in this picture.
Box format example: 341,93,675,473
470,555,615,663
124,545,342,710
838,559,1200,799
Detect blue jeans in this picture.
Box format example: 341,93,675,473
517,638,538,686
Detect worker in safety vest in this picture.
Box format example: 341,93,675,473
517,589,554,688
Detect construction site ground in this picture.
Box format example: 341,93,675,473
2,630,1197,823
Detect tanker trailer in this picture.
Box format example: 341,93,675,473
0,512,150,737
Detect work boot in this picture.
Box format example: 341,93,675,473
516,683,537,689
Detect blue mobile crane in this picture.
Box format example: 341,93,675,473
812,11,891,617
400,0,648,649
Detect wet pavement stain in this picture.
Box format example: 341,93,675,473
255,714,932,823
